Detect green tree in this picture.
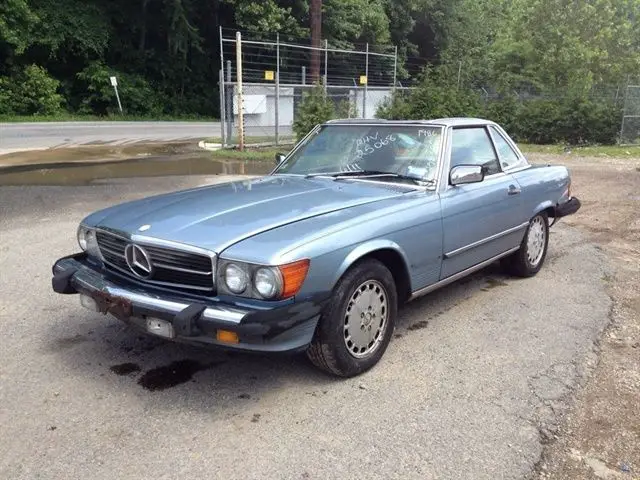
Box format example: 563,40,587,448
323,0,390,48
0,64,63,115
223,0,305,36
76,62,162,115
0,0,37,56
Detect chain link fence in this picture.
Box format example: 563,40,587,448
218,30,400,148
218,29,640,147
621,85,640,144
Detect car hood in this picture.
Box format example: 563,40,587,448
84,175,414,252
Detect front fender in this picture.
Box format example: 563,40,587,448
333,239,410,286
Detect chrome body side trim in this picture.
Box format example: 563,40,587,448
409,246,520,301
444,222,528,259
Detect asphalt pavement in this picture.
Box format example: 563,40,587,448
0,174,612,480
0,122,223,154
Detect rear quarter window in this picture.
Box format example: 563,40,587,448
489,126,528,170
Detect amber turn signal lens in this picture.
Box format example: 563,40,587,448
216,330,239,344
278,259,310,298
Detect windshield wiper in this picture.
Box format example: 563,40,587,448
304,170,434,186
334,171,434,186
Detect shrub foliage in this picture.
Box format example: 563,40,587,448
377,78,622,145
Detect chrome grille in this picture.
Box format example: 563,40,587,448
95,230,215,292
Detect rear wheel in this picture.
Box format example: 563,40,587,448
503,212,549,277
307,259,397,377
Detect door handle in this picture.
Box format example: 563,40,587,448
507,185,521,195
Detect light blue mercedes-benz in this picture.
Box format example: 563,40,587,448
52,118,581,377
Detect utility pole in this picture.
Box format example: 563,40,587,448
310,0,322,83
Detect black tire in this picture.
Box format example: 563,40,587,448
503,212,549,277
306,259,398,377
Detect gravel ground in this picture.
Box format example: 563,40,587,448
0,159,623,479
528,154,640,480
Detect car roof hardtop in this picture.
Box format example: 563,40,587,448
324,117,496,128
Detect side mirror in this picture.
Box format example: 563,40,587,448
275,152,287,165
450,165,484,186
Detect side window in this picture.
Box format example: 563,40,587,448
450,127,500,176
490,126,522,170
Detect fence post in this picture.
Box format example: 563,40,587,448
236,31,244,151
275,32,280,146
393,45,398,91
219,69,226,146
363,43,369,118
226,60,232,144
219,26,225,145
324,39,328,94
456,61,462,90
302,66,306,85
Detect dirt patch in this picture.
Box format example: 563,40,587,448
0,152,271,186
528,153,640,479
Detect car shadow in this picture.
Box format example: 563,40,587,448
46,261,513,416
395,262,511,333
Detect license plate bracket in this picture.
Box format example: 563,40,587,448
146,318,176,339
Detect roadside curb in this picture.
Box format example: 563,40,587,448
198,140,223,151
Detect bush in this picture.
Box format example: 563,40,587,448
484,94,519,135
0,65,63,115
511,99,564,144
376,90,413,120
377,77,482,120
75,62,162,116
378,78,621,145
559,97,621,145
293,84,336,139
493,96,621,145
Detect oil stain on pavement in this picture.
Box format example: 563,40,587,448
135,359,226,391
110,363,142,376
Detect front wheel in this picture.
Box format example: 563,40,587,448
306,259,398,377
503,212,549,277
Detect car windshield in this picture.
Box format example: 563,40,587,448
275,124,443,184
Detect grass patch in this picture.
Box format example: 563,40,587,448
519,143,640,157
0,113,218,123
204,136,295,145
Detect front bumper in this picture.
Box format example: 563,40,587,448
555,197,581,218
52,254,328,353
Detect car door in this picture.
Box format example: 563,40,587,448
439,126,526,279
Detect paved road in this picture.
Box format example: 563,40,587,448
0,121,223,153
0,174,611,480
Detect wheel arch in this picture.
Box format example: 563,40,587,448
334,240,412,305
532,200,555,219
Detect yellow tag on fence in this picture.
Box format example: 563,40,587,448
265,70,274,81
360,75,368,85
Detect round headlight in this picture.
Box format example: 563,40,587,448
77,226,88,251
254,267,282,299
224,263,248,294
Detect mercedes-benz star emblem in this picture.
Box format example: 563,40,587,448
124,244,154,279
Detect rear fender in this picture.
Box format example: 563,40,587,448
532,200,555,219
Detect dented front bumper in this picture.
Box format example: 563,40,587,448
52,254,326,353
